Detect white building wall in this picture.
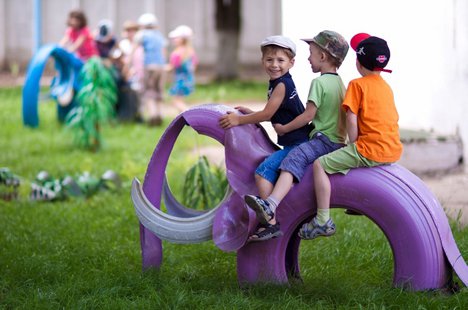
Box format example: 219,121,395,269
283,0,468,160
1,0,281,71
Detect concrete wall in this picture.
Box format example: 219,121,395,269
0,0,281,72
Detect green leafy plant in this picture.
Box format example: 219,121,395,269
182,156,228,210
65,57,117,151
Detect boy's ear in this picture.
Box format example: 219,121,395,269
290,58,295,65
320,51,327,62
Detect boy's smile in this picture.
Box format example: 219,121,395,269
262,50,294,80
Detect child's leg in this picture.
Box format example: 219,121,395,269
254,174,274,199
252,170,294,227
267,170,293,205
172,95,187,112
313,159,331,225
298,158,336,240
300,145,364,240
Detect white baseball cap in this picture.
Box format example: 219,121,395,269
138,13,158,27
169,25,193,39
261,35,296,56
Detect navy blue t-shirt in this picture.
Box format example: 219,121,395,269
269,72,310,146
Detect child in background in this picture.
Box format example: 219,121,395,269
301,33,403,240
167,25,198,112
94,19,117,61
118,21,144,92
135,13,168,126
243,30,349,241
59,10,98,61
219,35,311,241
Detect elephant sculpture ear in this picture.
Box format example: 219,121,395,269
223,124,278,196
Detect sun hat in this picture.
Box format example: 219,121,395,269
302,30,349,65
351,34,392,73
138,13,158,27
260,35,296,56
168,25,193,39
123,20,139,31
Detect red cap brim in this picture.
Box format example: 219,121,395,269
350,33,371,51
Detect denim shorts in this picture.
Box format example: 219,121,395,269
255,144,299,184
279,133,345,182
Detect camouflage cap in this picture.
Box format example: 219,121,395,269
303,30,349,65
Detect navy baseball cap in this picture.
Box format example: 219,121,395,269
352,34,392,73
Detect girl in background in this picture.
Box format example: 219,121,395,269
167,25,198,112
59,10,98,61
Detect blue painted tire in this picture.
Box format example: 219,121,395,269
22,44,83,127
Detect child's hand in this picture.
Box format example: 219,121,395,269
219,112,240,129
235,106,253,114
273,123,286,136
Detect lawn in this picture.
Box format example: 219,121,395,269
1,85,468,309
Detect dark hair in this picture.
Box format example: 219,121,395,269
261,45,295,60
68,10,88,29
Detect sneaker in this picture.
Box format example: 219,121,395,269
244,195,274,225
298,217,336,240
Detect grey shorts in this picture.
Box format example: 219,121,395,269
143,67,166,101
279,133,345,182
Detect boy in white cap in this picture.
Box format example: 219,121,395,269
219,35,311,241
301,33,402,240
243,30,349,241
135,13,168,126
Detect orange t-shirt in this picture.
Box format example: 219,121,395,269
342,74,403,163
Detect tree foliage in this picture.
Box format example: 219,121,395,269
65,57,117,151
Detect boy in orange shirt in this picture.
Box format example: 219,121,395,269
299,33,403,240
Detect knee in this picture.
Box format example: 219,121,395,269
313,159,322,169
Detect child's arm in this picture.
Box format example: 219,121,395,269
274,100,317,136
67,33,86,53
59,35,69,47
346,109,358,143
235,106,254,114
219,82,285,129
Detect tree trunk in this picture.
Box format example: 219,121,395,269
215,0,241,81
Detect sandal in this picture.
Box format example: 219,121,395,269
298,217,336,240
244,195,275,224
248,222,283,242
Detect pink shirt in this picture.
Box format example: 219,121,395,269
65,27,98,61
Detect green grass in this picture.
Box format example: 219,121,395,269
1,86,468,309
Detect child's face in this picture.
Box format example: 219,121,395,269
68,17,81,30
171,37,184,46
308,43,324,73
261,49,294,80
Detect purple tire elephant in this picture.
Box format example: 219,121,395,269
131,104,468,291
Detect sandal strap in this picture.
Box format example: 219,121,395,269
251,222,281,239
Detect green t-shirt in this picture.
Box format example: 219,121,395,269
308,73,347,144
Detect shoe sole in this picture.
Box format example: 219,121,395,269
244,195,271,225
298,229,335,240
